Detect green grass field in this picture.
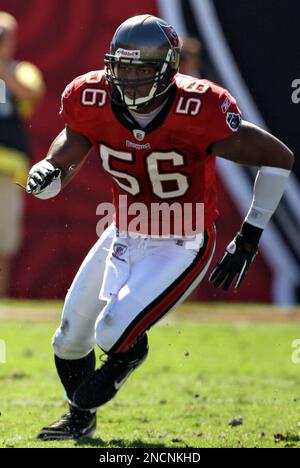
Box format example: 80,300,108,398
1,301,300,448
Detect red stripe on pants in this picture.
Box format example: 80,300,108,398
115,225,216,353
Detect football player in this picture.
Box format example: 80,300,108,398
26,15,293,440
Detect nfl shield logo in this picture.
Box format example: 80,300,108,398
113,243,127,258
133,129,145,141
226,112,241,132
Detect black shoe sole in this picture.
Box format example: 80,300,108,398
37,424,96,441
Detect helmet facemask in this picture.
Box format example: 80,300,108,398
105,49,176,110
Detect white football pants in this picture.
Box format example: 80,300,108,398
53,223,216,359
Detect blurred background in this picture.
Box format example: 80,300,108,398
0,0,299,305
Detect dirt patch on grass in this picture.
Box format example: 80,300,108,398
0,307,60,321
171,303,300,323
0,302,300,323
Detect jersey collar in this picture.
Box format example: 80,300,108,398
110,85,177,135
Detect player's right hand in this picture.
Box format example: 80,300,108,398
26,160,61,195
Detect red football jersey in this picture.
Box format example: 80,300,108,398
60,70,241,236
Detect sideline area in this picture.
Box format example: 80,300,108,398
0,300,299,322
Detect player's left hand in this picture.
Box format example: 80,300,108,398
208,233,259,291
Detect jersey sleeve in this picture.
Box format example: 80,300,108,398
60,77,85,134
59,74,99,141
201,83,242,154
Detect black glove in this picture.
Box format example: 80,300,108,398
26,161,61,195
209,222,263,291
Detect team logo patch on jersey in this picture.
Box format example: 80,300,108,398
221,96,231,113
126,140,151,150
112,243,128,260
226,112,241,132
133,129,145,141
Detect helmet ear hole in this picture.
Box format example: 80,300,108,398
104,14,181,109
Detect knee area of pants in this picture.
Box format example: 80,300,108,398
95,326,115,353
52,329,93,361
95,316,117,353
